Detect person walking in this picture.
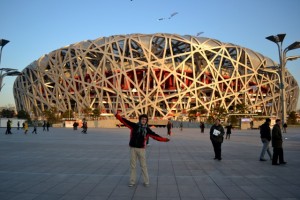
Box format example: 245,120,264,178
32,121,37,134
113,109,170,187
166,120,172,136
46,121,50,131
200,122,205,133
24,121,28,134
179,121,183,131
17,121,20,130
210,119,225,160
259,118,272,161
225,123,232,139
81,120,88,134
5,120,12,134
283,123,287,133
43,121,46,131
272,119,287,165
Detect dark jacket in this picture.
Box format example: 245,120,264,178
210,124,225,143
225,125,232,134
272,124,283,148
116,113,169,148
260,122,271,141
167,122,172,130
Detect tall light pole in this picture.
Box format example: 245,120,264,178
0,39,10,65
0,69,22,91
0,39,22,92
266,33,300,125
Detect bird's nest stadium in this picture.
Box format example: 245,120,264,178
13,33,299,121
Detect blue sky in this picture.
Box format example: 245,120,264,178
1,0,300,109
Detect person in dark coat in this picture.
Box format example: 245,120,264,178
283,123,287,133
200,122,205,133
73,121,78,130
114,109,170,187
259,118,272,161
81,120,88,134
32,121,37,134
210,119,225,160
179,121,183,131
46,121,50,131
5,120,12,134
272,119,287,165
225,123,232,139
166,120,172,136
43,121,46,131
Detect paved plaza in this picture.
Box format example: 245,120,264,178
0,126,300,200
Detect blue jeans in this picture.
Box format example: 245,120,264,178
260,139,272,159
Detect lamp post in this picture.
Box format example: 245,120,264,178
0,39,22,92
265,33,300,125
259,68,281,117
0,39,10,65
0,69,22,91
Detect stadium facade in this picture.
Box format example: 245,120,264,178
13,33,299,120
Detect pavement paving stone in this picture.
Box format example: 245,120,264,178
0,126,300,200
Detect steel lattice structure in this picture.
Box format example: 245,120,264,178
13,33,299,120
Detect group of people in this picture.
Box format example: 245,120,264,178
259,118,287,165
114,113,240,187
209,117,287,166
72,119,88,133
26,120,50,134
112,112,242,187
4,120,51,134
42,121,51,131
205,121,232,140
4,112,287,188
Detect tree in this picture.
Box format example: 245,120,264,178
287,111,297,125
92,108,100,120
61,110,74,119
187,109,197,121
209,106,227,120
197,106,208,114
1,109,15,118
43,107,61,124
235,103,248,114
82,106,92,120
17,110,30,120
227,115,239,126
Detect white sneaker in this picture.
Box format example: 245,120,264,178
128,183,135,187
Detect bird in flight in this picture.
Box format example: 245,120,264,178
168,12,178,19
158,12,179,21
196,32,204,36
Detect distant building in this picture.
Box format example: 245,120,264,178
13,33,299,120
0,106,16,112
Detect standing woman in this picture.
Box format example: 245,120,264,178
210,119,225,160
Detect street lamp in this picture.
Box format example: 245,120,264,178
259,68,280,117
0,68,22,91
0,39,10,65
266,33,300,125
0,39,23,92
